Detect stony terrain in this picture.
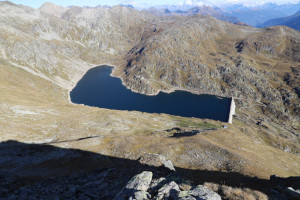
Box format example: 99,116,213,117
0,1,299,199
1,143,299,200
118,15,300,155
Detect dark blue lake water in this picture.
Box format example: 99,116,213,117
70,65,231,122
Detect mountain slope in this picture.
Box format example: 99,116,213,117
117,15,300,152
0,1,299,182
0,1,153,90
260,11,300,31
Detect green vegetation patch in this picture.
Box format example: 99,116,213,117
177,120,220,129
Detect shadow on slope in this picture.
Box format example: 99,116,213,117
0,140,299,198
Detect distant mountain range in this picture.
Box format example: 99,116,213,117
145,6,240,24
222,3,300,27
148,3,300,28
260,11,300,31
73,2,300,30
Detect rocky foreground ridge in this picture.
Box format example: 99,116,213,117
1,141,299,200
0,1,299,198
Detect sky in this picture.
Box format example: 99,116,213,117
7,0,300,8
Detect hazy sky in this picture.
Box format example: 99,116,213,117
7,0,300,8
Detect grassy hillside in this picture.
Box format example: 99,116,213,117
0,1,299,181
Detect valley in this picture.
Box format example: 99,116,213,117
0,1,299,199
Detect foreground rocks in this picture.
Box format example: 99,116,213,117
3,168,222,200
116,171,153,200
1,153,299,200
116,171,221,200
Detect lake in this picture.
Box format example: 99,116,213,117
70,65,231,122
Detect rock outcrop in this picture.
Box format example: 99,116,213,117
138,153,176,171
155,181,180,200
178,185,222,200
0,141,298,200
116,171,153,200
116,171,221,200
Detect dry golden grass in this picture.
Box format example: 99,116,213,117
0,7,299,181
1,60,300,179
1,56,300,180
204,182,268,200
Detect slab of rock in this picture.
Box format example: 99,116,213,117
138,153,176,171
178,185,221,200
155,181,180,200
149,177,167,192
286,187,300,199
115,171,153,200
132,190,151,200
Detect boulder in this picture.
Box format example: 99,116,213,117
115,171,153,200
138,153,176,171
178,185,221,200
130,191,151,200
155,181,180,200
149,177,167,192
286,187,300,199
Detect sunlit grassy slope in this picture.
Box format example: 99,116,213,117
0,1,299,180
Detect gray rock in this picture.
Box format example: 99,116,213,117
149,177,167,192
125,171,153,191
178,185,221,200
132,191,151,200
138,153,176,171
177,191,197,200
164,160,176,171
155,181,180,200
116,171,153,200
286,187,300,199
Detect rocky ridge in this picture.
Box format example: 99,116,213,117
117,15,300,153
0,1,153,90
1,141,298,200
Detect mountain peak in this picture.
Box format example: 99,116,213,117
39,2,68,17
1,1,16,6
39,2,59,9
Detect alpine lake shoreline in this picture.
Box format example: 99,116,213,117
70,65,232,123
